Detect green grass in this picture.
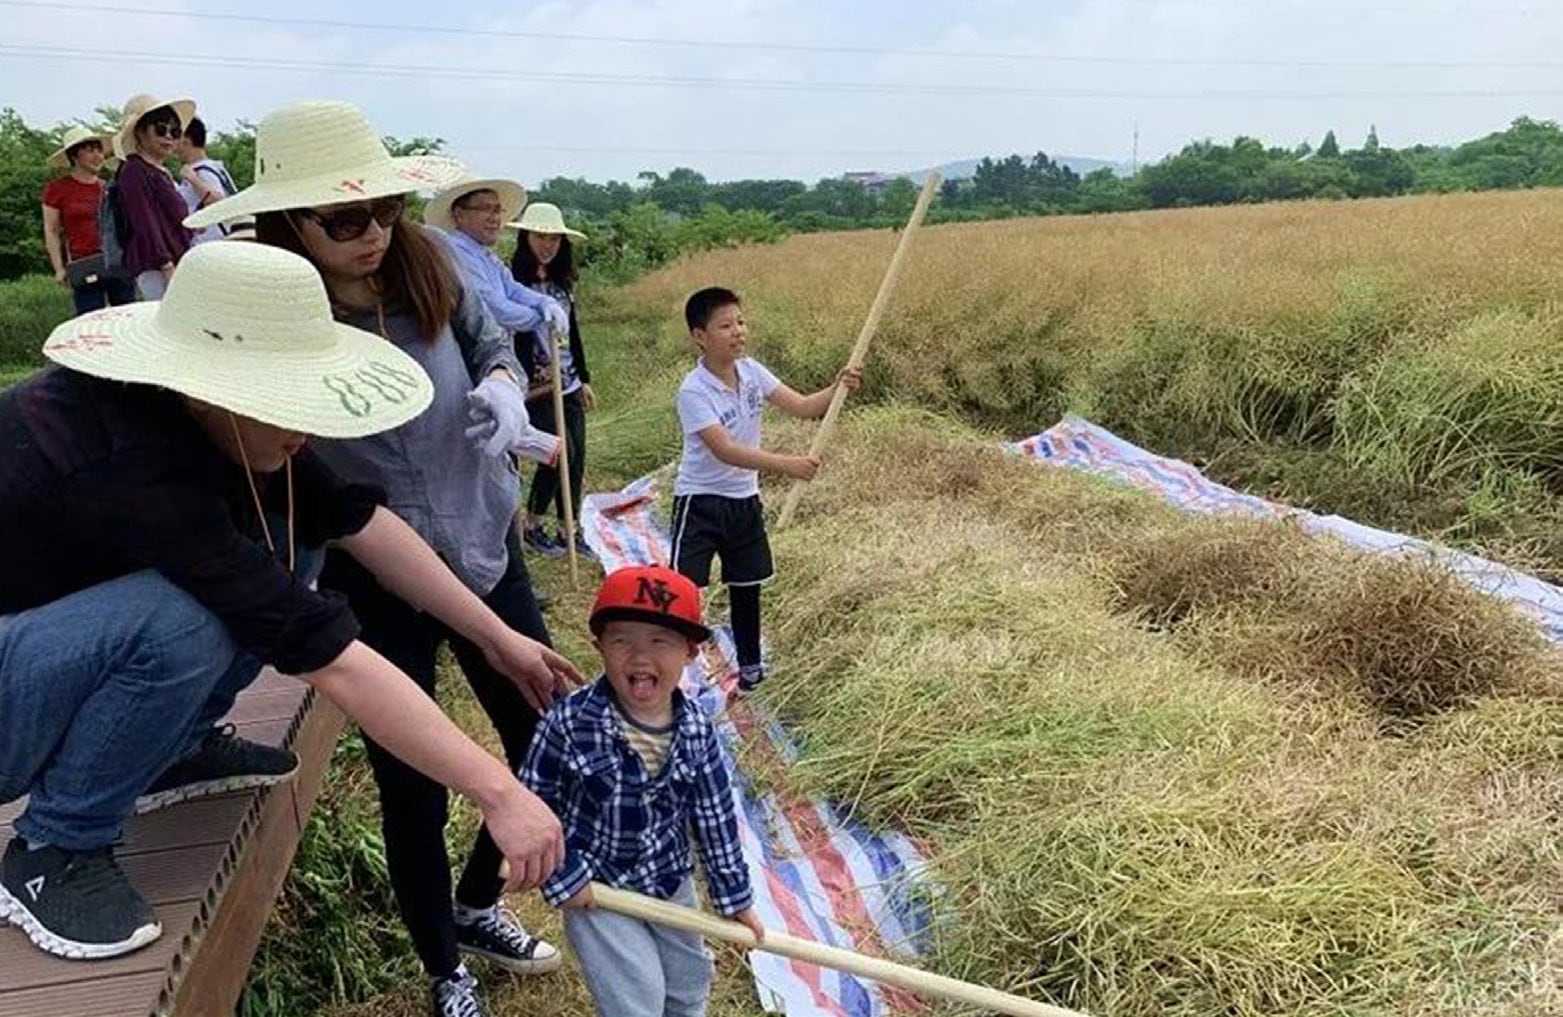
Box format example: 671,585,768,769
0,273,71,368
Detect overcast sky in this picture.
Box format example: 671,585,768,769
5,0,1560,184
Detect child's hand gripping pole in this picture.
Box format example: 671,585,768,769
548,323,581,589
774,172,939,531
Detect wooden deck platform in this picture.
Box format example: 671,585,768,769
0,670,345,1017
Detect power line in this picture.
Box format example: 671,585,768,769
1,0,1557,69
4,43,1561,101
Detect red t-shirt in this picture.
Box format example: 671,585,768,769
41,176,105,260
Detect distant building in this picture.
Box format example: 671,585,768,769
843,170,890,193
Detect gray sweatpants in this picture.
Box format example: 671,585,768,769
563,879,716,1017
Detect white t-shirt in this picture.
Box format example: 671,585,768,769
178,158,236,245
673,357,780,499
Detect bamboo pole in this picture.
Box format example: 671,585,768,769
548,325,580,588
774,172,940,530
589,882,1086,1017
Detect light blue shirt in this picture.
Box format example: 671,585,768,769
439,227,552,335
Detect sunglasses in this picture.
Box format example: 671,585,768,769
143,120,183,140
297,195,406,243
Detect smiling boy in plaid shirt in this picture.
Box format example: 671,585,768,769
521,565,764,1017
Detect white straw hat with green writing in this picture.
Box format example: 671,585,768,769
185,100,466,230
423,177,527,231
48,125,113,169
508,201,586,239
43,243,433,438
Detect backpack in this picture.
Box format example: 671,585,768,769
193,162,237,201
96,178,133,278
192,162,245,236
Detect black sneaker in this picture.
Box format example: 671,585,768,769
0,839,161,959
736,666,766,696
135,723,298,814
432,967,486,1017
522,525,567,559
455,905,563,974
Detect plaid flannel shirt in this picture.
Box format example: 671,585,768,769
521,677,754,915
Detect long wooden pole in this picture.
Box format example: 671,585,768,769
774,172,940,530
590,882,1086,1017
548,325,580,588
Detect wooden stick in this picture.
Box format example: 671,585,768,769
775,172,940,530
589,882,1086,1017
548,325,580,589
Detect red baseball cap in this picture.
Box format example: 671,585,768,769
589,565,712,643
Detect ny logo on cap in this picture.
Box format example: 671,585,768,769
635,577,678,614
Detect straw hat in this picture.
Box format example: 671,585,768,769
47,125,113,169
42,243,433,439
186,100,465,230
423,177,526,231
509,202,586,240
114,93,197,158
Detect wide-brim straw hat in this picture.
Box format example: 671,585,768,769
114,93,196,158
42,243,433,439
186,100,465,230
48,125,113,169
508,201,586,240
423,177,527,231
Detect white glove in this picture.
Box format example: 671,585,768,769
465,375,562,465
540,298,570,339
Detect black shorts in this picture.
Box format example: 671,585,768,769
670,494,774,588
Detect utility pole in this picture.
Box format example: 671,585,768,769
1132,122,1139,175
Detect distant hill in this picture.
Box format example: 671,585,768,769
901,156,1130,183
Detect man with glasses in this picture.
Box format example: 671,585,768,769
426,178,571,360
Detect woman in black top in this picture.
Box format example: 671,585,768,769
0,243,572,968
511,202,595,559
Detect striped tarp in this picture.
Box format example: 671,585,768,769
1014,416,1563,644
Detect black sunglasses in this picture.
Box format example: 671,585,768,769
139,114,183,140
297,195,406,243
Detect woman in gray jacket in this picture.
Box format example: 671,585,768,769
189,100,563,1017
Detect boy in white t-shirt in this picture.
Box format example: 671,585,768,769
671,287,861,694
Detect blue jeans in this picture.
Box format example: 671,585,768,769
563,879,714,1017
0,571,266,851
71,275,137,315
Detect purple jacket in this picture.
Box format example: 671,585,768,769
116,155,192,276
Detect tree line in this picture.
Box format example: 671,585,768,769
3,107,1560,282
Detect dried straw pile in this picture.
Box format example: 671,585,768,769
758,407,1561,1017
